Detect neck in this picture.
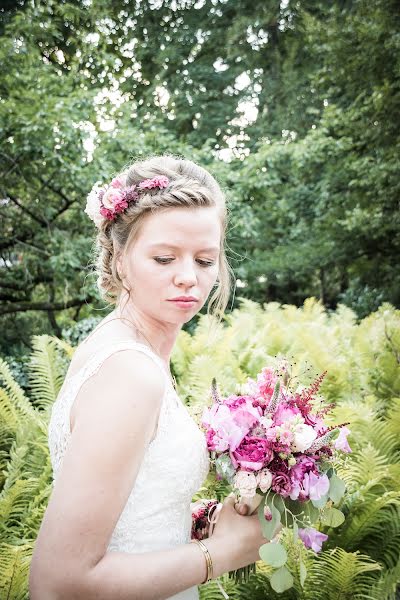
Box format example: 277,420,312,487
114,299,181,366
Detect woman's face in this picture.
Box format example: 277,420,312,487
121,206,221,325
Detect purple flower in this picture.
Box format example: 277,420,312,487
298,527,328,552
308,472,330,501
334,426,352,453
289,469,329,501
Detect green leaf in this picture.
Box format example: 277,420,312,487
328,472,346,504
270,565,294,593
272,493,285,514
311,494,329,509
258,497,281,540
321,507,345,527
300,560,307,587
259,542,288,568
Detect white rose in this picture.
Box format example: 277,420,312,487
234,470,258,498
257,468,273,492
85,182,104,227
292,424,317,453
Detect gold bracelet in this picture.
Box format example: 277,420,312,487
190,539,214,584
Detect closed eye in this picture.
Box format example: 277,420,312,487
153,257,215,267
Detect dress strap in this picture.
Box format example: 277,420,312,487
77,339,172,389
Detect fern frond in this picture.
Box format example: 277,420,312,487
0,359,37,423
0,542,33,600
29,335,68,410
304,547,381,600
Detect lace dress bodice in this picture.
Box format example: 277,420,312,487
48,340,210,600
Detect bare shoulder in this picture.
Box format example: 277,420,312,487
70,346,166,433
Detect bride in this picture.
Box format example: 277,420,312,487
29,155,268,599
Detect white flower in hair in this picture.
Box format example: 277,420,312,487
85,181,105,227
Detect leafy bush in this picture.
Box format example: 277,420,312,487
0,300,399,599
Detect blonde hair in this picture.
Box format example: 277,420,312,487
95,154,234,324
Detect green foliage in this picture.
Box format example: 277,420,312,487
1,0,399,354
0,306,399,596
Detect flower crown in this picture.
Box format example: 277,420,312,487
85,174,170,227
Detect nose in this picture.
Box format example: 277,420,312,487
174,258,197,288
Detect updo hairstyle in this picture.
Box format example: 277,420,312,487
95,154,234,322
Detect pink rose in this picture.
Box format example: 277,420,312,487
102,188,125,210
271,471,292,497
231,436,273,471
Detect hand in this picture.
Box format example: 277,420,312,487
208,494,269,573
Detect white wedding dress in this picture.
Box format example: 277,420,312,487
48,339,210,600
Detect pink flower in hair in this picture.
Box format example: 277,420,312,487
138,175,169,190
101,188,124,210
110,176,126,189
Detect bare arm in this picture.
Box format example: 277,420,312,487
29,349,264,599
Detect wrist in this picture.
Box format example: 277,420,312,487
200,536,230,580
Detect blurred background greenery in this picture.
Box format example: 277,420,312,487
1,2,400,598
1,0,399,362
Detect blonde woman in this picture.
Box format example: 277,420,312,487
29,155,268,600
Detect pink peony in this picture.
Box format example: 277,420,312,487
298,527,328,553
201,404,246,452
231,436,273,471
232,399,262,430
99,205,114,221
334,426,352,453
274,403,301,425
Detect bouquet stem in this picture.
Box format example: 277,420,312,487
227,562,257,584
226,492,264,585
239,491,264,516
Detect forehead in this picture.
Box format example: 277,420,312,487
136,206,221,250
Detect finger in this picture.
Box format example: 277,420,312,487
236,503,249,515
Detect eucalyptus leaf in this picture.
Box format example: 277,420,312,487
328,472,346,504
311,494,329,509
259,542,288,568
300,561,307,587
270,566,294,593
321,507,345,527
258,497,281,539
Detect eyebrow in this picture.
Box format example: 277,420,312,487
149,243,220,252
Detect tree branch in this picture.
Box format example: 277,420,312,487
0,297,93,316
7,193,48,226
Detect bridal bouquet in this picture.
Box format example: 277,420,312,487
200,359,351,593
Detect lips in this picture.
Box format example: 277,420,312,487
169,296,198,302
